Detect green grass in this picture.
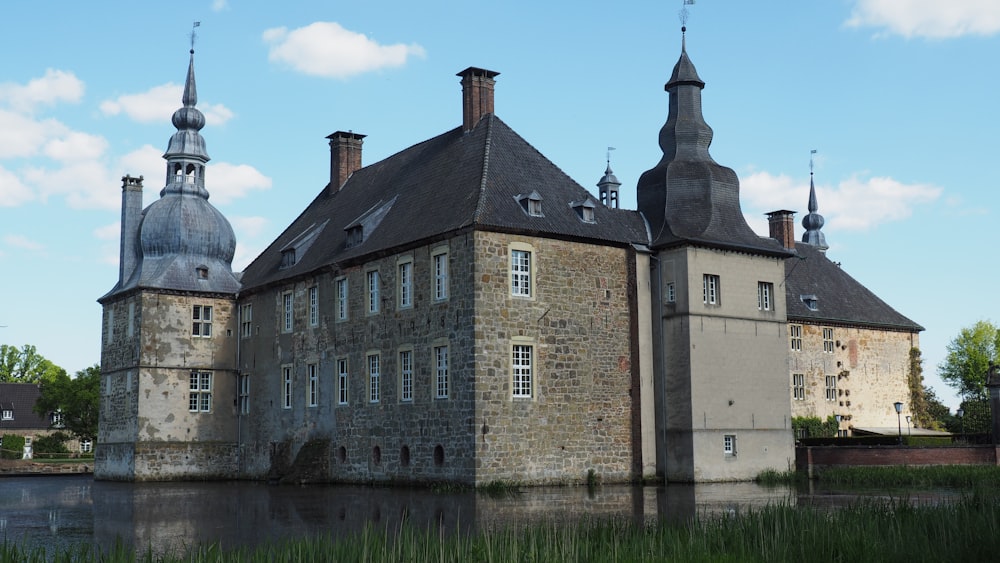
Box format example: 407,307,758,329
5,491,1000,562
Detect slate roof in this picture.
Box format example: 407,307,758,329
240,115,650,291
0,383,50,430
784,242,923,332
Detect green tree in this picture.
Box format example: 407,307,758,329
907,348,933,427
34,365,100,443
0,344,63,383
938,320,1000,401
921,386,951,431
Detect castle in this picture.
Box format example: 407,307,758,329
96,32,920,484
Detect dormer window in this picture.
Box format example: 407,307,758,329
571,198,597,223
279,220,328,268
801,294,819,311
515,191,544,217
196,266,209,279
345,226,364,248
345,197,397,249
280,249,296,269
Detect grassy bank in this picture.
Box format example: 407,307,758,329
4,491,999,562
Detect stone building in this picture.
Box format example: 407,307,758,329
96,29,917,483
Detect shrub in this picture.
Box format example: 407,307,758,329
0,434,25,460
33,432,71,457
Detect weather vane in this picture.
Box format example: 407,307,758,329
190,21,201,52
606,146,616,166
680,0,695,28
810,149,817,174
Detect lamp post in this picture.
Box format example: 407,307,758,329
957,408,965,437
905,415,911,437
894,401,904,445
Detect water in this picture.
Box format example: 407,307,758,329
0,475,961,557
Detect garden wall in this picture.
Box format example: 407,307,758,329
796,445,999,478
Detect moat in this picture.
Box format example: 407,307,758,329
0,475,962,557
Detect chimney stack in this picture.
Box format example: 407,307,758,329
766,210,797,250
327,131,366,194
457,67,500,132
119,175,144,285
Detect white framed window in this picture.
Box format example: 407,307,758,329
823,327,835,353
308,286,319,327
239,374,250,414
724,434,737,456
399,349,413,402
337,358,349,405
665,282,676,303
510,244,534,298
702,274,720,305
240,304,253,338
282,292,293,333
434,345,449,399
192,305,212,337
398,259,413,309
307,363,318,407
825,375,837,401
757,282,773,311
432,248,449,301
790,324,802,352
188,371,212,412
80,439,93,453
336,277,348,321
512,344,533,398
51,411,65,427
369,353,380,403
282,366,292,409
2,409,12,421
367,270,380,314
792,373,805,400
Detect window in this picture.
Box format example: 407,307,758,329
282,292,293,332
823,328,835,353
308,286,319,327
51,411,65,428
825,375,837,401
757,282,773,311
516,191,544,217
665,282,676,303
282,366,292,409
192,305,212,337
792,373,805,401
790,324,802,352
367,270,380,314
80,440,93,453
434,345,449,399
188,371,212,412
400,350,413,402
2,409,12,421
369,354,380,403
337,358,349,405
703,275,720,305
432,248,449,301
336,277,348,321
511,249,532,297
127,302,135,338
307,363,318,407
240,304,253,338
239,374,250,414
106,309,114,343
724,434,737,456
512,344,533,398
398,260,413,309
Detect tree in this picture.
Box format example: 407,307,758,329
34,364,99,443
907,348,933,427
938,320,1000,401
921,386,951,431
0,344,63,383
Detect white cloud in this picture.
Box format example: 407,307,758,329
0,69,84,113
741,170,941,233
22,160,117,209
0,165,34,207
43,131,109,162
94,222,120,241
212,0,228,11
0,110,67,159
208,162,272,204
100,83,234,126
263,22,426,78
231,215,269,238
3,234,45,251
846,0,1000,38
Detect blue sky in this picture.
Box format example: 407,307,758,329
1,1,997,410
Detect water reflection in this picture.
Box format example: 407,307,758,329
0,475,953,557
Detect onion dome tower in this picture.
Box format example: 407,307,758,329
598,151,621,208
801,160,829,252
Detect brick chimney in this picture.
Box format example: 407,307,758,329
766,210,797,250
457,67,500,132
327,131,366,194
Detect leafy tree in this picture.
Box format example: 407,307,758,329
938,320,1000,400
907,348,933,427
33,432,71,457
34,365,99,443
921,386,951,431
952,398,991,435
0,344,63,383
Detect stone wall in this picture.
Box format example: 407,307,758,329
789,324,919,431
796,444,998,478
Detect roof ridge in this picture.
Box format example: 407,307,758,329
471,114,494,223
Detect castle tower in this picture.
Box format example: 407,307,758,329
637,26,794,481
96,48,241,481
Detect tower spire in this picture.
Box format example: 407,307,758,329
801,149,829,252
597,147,621,208
162,36,210,199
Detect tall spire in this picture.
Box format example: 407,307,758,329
636,24,787,255
162,44,210,199
801,150,828,252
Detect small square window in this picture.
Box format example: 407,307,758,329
724,434,737,456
